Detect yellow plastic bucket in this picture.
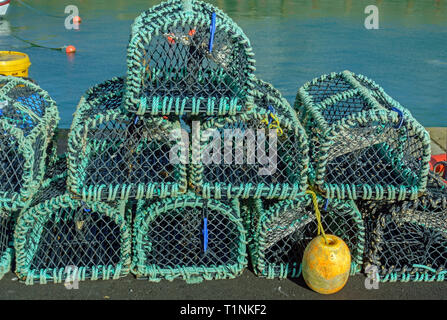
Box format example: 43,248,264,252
0,51,31,77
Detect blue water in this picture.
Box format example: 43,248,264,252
1,0,446,127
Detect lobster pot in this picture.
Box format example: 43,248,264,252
0,76,59,211
46,76,124,170
44,152,68,181
362,173,447,282
124,0,256,115
67,78,187,201
132,194,247,283
190,78,309,199
70,76,126,129
249,194,365,279
14,173,131,285
0,211,12,279
238,198,263,245
294,70,431,201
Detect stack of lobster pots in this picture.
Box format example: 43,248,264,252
63,0,314,284
293,70,447,284
6,0,447,287
0,76,59,282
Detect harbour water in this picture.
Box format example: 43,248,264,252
0,0,446,127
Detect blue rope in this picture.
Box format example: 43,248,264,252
391,107,404,129
267,105,276,125
323,198,329,211
81,201,91,213
209,12,216,53
202,217,208,252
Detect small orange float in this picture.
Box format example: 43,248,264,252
65,45,76,54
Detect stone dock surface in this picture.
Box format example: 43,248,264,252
0,127,445,300
427,127,447,154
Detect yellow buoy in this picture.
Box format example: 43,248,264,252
302,234,351,295
302,190,351,295
0,51,31,77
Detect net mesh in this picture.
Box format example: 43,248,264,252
124,0,255,115
248,194,365,279
359,172,447,282
0,76,59,211
190,78,309,199
294,70,431,201
67,77,188,201
0,211,12,279
132,193,247,283
14,161,131,285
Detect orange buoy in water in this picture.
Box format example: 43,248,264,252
73,16,82,24
65,45,76,54
302,234,351,295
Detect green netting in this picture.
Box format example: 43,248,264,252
189,78,309,199
0,211,12,280
45,130,59,169
0,76,59,211
294,70,431,201
44,152,67,180
67,77,188,201
247,194,365,279
14,162,132,285
124,0,256,115
359,172,447,282
239,198,259,246
132,193,247,283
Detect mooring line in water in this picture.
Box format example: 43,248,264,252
16,0,66,19
10,34,66,51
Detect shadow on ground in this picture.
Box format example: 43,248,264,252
1,270,447,300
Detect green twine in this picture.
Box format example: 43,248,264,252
132,193,248,282
0,76,59,212
295,70,431,201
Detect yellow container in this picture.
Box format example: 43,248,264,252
0,51,31,77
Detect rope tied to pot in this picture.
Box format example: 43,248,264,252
262,105,283,136
305,189,328,245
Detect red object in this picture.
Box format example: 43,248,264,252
163,116,168,120
166,33,175,44
430,154,446,182
430,154,446,171
73,16,82,23
188,29,196,36
65,45,76,54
